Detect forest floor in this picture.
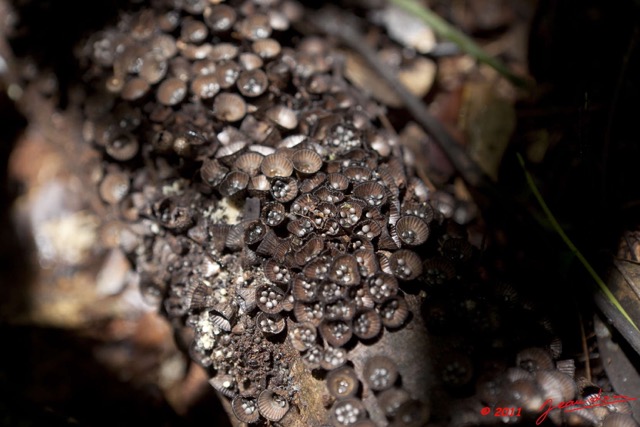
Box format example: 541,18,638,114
1,0,640,426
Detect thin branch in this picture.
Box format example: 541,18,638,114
578,311,592,381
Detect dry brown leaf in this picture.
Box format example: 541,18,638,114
459,81,516,180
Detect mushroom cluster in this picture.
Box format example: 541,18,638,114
81,0,440,424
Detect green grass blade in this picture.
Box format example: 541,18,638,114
389,0,529,88
517,153,639,331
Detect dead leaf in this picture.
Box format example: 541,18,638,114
459,82,516,180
